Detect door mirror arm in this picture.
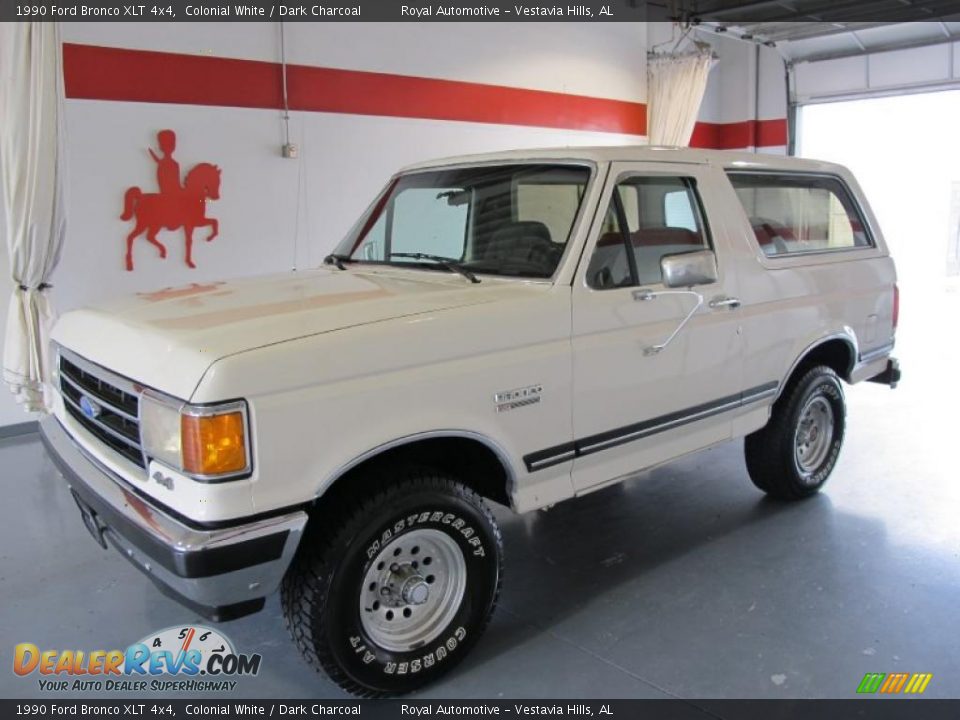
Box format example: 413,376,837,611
634,289,705,356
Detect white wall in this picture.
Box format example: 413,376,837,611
54,22,648,311
0,21,654,427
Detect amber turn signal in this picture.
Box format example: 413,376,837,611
181,411,248,476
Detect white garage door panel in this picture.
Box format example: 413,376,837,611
795,56,867,98
795,43,960,103
869,44,952,88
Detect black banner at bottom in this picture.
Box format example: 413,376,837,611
4,699,960,720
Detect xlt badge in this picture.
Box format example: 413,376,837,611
494,385,542,413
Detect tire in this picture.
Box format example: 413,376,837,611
745,365,846,501
281,467,503,697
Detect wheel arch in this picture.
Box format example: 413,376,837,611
313,431,517,512
777,331,858,400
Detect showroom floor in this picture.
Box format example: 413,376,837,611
2,286,958,701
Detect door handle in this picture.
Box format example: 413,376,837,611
709,295,741,310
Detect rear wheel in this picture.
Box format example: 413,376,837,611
745,365,846,500
281,468,502,697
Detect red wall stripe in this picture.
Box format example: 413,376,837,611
63,43,285,110
62,43,786,148
286,64,647,134
62,43,646,135
690,118,787,149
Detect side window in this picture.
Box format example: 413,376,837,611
664,190,697,231
586,203,633,289
727,172,872,257
586,176,710,289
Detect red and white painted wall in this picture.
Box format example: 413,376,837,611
0,21,788,426
695,34,788,154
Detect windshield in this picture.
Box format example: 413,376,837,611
333,163,592,279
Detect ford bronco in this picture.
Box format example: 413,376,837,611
40,146,900,696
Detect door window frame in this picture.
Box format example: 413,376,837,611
575,166,718,292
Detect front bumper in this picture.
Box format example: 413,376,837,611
40,416,307,621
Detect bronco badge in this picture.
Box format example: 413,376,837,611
494,384,543,413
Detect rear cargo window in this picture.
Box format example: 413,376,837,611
727,172,872,257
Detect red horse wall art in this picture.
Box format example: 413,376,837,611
121,130,221,271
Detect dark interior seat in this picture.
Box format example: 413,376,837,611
482,221,559,274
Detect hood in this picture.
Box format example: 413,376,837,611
52,268,513,399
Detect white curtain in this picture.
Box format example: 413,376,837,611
647,49,715,147
0,23,67,412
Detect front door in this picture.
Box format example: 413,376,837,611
568,162,749,492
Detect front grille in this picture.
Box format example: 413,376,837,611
59,354,145,468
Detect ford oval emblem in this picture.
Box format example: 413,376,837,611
79,395,101,420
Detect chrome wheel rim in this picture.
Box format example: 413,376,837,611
359,528,466,652
795,395,834,478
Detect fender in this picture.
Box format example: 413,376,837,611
317,429,519,505
775,328,859,401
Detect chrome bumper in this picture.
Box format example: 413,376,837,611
39,415,307,621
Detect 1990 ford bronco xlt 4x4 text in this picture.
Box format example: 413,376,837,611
41,146,900,696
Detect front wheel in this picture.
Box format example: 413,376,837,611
745,365,846,500
281,469,502,697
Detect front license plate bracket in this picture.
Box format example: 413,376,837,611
71,489,108,549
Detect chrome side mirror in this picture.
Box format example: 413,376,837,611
661,250,718,288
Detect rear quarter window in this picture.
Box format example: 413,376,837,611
727,172,872,257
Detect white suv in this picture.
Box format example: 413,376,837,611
41,146,900,696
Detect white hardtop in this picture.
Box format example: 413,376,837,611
400,145,847,176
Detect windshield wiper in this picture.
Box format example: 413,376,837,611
323,253,352,271
390,253,481,284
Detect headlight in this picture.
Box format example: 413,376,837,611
140,392,250,480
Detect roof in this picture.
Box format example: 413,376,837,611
400,145,849,175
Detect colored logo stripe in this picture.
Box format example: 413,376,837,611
904,673,934,694
880,673,909,693
857,672,932,694
857,673,885,693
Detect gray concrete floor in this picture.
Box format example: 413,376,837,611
2,286,958,700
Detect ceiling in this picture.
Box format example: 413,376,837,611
656,1,960,63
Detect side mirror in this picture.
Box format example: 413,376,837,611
660,250,718,288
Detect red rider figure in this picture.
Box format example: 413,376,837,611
148,129,182,197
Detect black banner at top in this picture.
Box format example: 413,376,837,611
3,0,650,23
3,0,960,23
